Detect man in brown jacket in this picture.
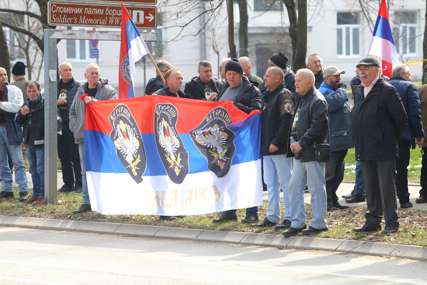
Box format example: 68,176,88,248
418,84,427,203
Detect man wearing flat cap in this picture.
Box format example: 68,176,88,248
213,59,263,224
352,56,407,234
268,52,295,92
319,66,353,211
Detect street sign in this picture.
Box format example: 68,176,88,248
48,1,157,28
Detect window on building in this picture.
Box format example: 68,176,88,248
254,0,282,12
336,12,360,57
393,11,417,57
66,39,90,61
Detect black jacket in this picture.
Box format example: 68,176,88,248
57,78,81,132
352,78,408,161
219,77,263,113
145,76,164,95
291,88,328,162
284,69,296,93
184,76,221,100
16,97,44,147
155,87,185,98
261,84,294,156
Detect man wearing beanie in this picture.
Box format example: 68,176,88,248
269,52,295,92
11,61,28,99
213,59,263,224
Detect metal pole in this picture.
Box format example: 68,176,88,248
43,29,58,204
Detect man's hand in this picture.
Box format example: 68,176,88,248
20,105,30,115
416,137,424,147
84,96,97,104
206,92,218,101
57,97,67,105
290,142,302,154
269,144,279,153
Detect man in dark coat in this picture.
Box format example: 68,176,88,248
319,66,353,211
268,52,295,93
352,57,408,234
389,64,424,209
184,61,221,101
307,54,323,89
144,60,172,95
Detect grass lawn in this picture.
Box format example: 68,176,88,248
0,190,426,247
344,147,422,184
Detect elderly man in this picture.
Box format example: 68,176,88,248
352,57,407,234
69,63,117,213
389,64,424,209
319,66,353,211
257,66,294,228
154,69,185,98
145,60,172,95
0,67,28,200
307,53,323,88
184,61,221,101
213,59,263,223
57,62,82,193
239,56,263,88
282,68,328,237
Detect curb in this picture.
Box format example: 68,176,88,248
0,215,426,261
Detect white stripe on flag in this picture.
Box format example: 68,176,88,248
368,36,400,65
128,36,149,84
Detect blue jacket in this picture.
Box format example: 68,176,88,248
319,83,353,151
389,77,424,143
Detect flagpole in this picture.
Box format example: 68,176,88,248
146,51,166,84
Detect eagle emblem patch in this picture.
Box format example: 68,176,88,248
109,104,146,183
191,107,235,177
154,104,189,184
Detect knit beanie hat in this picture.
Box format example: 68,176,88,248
12,61,26,76
224,59,243,75
270,52,288,69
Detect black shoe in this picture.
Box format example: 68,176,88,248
400,202,413,209
301,226,328,236
212,213,237,223
58,185,73,193
256,218,277,227
333,202,349,209
274,219,292,230
282,225,306,238
342,190,356,199
353,223,381,233
19,192,28,202
345,195,365,203
416,196,427,204
241,215,259,224
74,204,92,214
383,224,399,234
0,191,13,200
159,215,176,221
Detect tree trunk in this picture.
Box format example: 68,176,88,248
226,0,237,58
283,0,298,70
293,0,307,71
0,24,10,78
238,0,248,57
423,0,427,84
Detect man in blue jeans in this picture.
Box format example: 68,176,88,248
0,76,27,200
283,68,329,237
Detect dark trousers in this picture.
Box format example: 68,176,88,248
222,207,258,218
395,140,411,203
58,126,81,188
360,159,399,227
325,150,347,205
420,147,427,198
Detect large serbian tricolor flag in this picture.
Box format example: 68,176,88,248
84,96,262,215
367,0,400,78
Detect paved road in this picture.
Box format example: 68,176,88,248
0,227,425,285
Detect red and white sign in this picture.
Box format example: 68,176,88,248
48,1,157,28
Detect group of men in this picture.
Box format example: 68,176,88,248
0,52,425,237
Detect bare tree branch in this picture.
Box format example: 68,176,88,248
0,20,43,51
0,8,42,22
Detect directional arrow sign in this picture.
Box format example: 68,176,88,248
48,1,157,28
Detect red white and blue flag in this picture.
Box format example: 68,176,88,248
84,96,263,215
119,3,149,99
368,0,400,78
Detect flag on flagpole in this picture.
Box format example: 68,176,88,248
119,3,149,98
367,0,400,78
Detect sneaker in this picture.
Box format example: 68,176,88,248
274,219,292,230
0,191,13,200
301,226,328,236
73,204,92,214
241,215,259,224
345,195,365,203
256,218,277,227
58,185,73,193
400,202,413,209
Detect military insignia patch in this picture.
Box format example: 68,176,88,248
154,103,189,184
120,55,132,85
109,104,146,183
191,107,235,177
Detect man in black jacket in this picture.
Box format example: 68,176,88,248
184,61,220,101
256,66,294,228
213,59,263,224
283,68,329,237
144,60,172,95
57,62,82,193
307,53,323,89
352,57,408,234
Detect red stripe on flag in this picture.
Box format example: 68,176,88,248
378,0,388,19
382,59,392,78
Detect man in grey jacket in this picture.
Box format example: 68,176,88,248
69,63,117,213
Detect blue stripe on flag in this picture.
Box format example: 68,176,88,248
85,113,261,175
372,16,395,45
